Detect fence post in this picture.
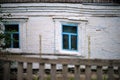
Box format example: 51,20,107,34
97,66,102,80
39,63,44,80
27,63,32,80
108,66,114,80
63,64,68,80
3,61,10,80
75,65,80,80
85,65,91,80
17,62,23,80
51,64,56,80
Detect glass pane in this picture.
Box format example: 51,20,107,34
13,34,19,48
63,25,77,33
63,34,69,49
5,33,11,48
4,24,19,48
5,24,19,32
71,35,77,50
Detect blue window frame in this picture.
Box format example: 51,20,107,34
62,23,78,51
4,24,20,48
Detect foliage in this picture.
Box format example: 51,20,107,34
0,33,5,40
0,19,18,49
0,8,11,80
33,75,39,80
69,77,74,80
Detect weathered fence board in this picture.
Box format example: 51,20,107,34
39,63,45,80
0,54,120,66
0,54,120,80
85,65,91,80
63,64,68,80
119,67,120,79
3,61,10,80
27,63,32,80
97,66,102,80
17,62,23,80
108,66,114,80
75,65,80,80
51,64,56,80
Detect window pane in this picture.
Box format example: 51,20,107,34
4,24,19,48
5,33,11,48
63,25,77,33
5,24,19,32
63,34,69,49
13,34,19,48
71,35,77,50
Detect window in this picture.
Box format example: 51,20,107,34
4,24,19,48
62,24,78,51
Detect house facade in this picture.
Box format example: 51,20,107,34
0,0,120,59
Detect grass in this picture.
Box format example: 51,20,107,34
32,74,108,80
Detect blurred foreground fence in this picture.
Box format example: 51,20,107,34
0,53,120,80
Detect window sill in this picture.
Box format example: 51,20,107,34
59,50,81,56
5,48,22,53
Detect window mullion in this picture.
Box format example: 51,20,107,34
69,34,71,50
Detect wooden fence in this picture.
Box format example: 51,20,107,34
0,53,120,80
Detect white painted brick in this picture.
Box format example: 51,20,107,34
1,3,120,59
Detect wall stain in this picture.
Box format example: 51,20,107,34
88,35,91,59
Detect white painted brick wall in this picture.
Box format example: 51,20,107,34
24,17,55,53
1,3,120,59
86,17,120,59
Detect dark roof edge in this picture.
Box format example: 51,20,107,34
82,3,120,6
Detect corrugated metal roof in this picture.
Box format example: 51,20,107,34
0,0,120,3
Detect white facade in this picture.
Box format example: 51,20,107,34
0,3,120,59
